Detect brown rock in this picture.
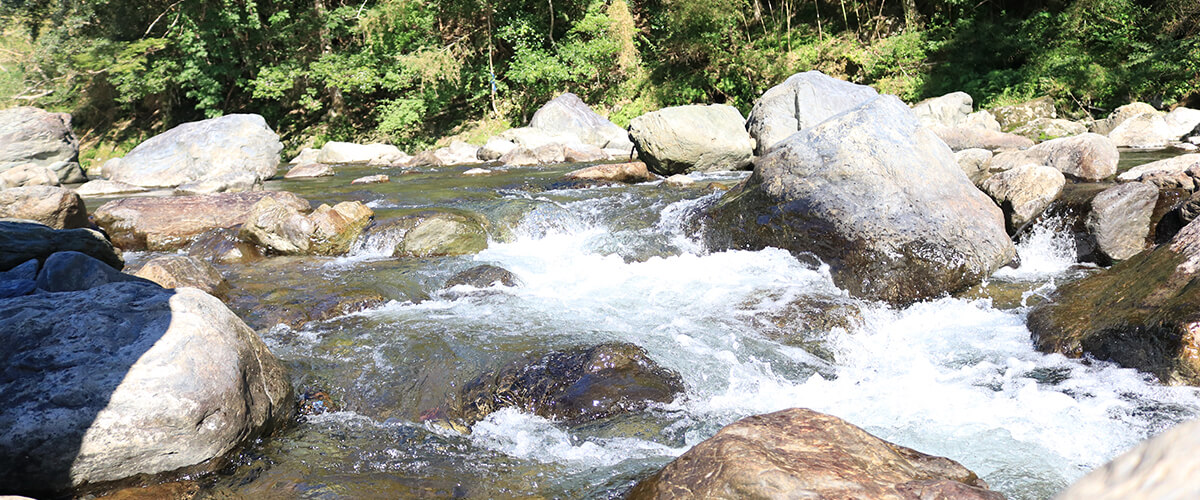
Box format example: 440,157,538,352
0,164,60,189
629,408,1001,500
238,196,314,255
565,161,659,184
93,191,310,251
133,254,229,298
0,185,89,229
283,163,335,179
350,174,389,185
308,201,373,255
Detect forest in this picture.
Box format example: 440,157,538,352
1,0,1197,163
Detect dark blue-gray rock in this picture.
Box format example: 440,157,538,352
529,92,633,152
103,114,282,191
0,282,293,497
706,95,1015,305
1086,182,1158,262
35,251,152,292
0,279,36,299
0,258,38,281
745,71,879,155
0,107,79,177
629,104,755,175
0,185,89,229
0,221,123,271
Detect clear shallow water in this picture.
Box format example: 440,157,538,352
184,163,1200,499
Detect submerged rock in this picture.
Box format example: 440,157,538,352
0,220,123,271
448,342,683,427
93,191,310,251
1028,215,1200,385
629,104,755,175
746,70,879,155
363,210,488,258
706,95,1014,305
628,408,1001,500
0,282,293,497
0,185,89,229
104,114,281,190
444,264,521,290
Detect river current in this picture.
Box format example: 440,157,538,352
107,155,1200,499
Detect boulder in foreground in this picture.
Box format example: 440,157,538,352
628,408,1001,500
706,95,1015,305
745,70,879,155
1055,417,1200,500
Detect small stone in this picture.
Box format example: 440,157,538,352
351,174,389,185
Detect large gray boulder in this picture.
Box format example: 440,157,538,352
981,164,1065,233
629,104,755,175
0,185,89,229
529,92,632,152
989,133,1119,181
0,107,79,178
629,408,1000,500
1011,117,1088,141
0,221,123,271
910,91,973,128
746,71,879,155
706,95,1015,305
1085,182,1158,262
1165,107,1200,139
0,282,293,497
1090,102,1158,136
315,141,404,165
1109,112,1172,149
1056,417,1200,500
104,114,282,190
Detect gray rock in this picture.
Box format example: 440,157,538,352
93,191,310,251
133,254,229,298
105,114,282,189
981,164,1066,233
0,279,36,299
1011,117,1088,141
955,148,993,185
706,95,1014,305
963,110,1002,131
445,264,521,289
1117,154,1200,186
1055,418,1200,500
746,70,879,155
350,174,389,184
497,126,583,151
562,143,609,163
911,91,973,128
987,133,1119,180
477,137,518,161
283,163,335,179
565,161,658,184
0,259,38,281
0,282,292,496
315,141,403,165
0,221,123,271
48,161,86,184
433,140,481,166
1085,182,1158,261
1109,112,1172,149
529,92,632,151
1090,102,1158,136
35,251,152,292
1165,107,1200,139
0,164,60,189
238,196,314,255
0,185,88,229
991,96,1056,131
0,107,78,174
629,104,755,175
74,179,146,196
930,126,1035,151
287,147,319,165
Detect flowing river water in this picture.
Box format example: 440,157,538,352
99,150,1200,499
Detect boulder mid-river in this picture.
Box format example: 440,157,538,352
706,94,1015,304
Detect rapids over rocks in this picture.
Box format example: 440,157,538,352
93,154,1200,499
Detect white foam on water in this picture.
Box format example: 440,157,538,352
995,217,1080,280
468,408,684,467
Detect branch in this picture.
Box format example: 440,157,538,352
144,0,187,38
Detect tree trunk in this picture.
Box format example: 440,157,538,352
902,0,923,31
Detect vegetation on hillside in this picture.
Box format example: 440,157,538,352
1,0,1197,162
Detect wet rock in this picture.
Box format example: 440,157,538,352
35,251,152,292
350,174,389,185
1055,417,1200,500
981,164,1066,233
629,104,755,175
747,293,862,361
450,342,683,426
283,163,335,179
308,201,374,255
930,126,1035,152
529,92,633,152
75,179,146,196
239,196,314,255
1085,182,1158,262
565,161,658,184
706,95,1014,305
628,408,1001,500
991,96,1057,131
911,91,973,128
1091,102,1158,136
0,282,293,497
393,211,489,257
0,185,89,229
746,70,879,155
94,191,310,251
444,265,520,289
0,220,123,271
133,254,229,298
0,107,79,175
1109,112,1173,149
1117,154,1200,188
1011,117,1087,141
104,114,281,190
297,390,338,416
0,163,60,189
955,148,993,185
186,227,264,264
316,142,404,165
1027,215,1200,385
230,278,385,330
